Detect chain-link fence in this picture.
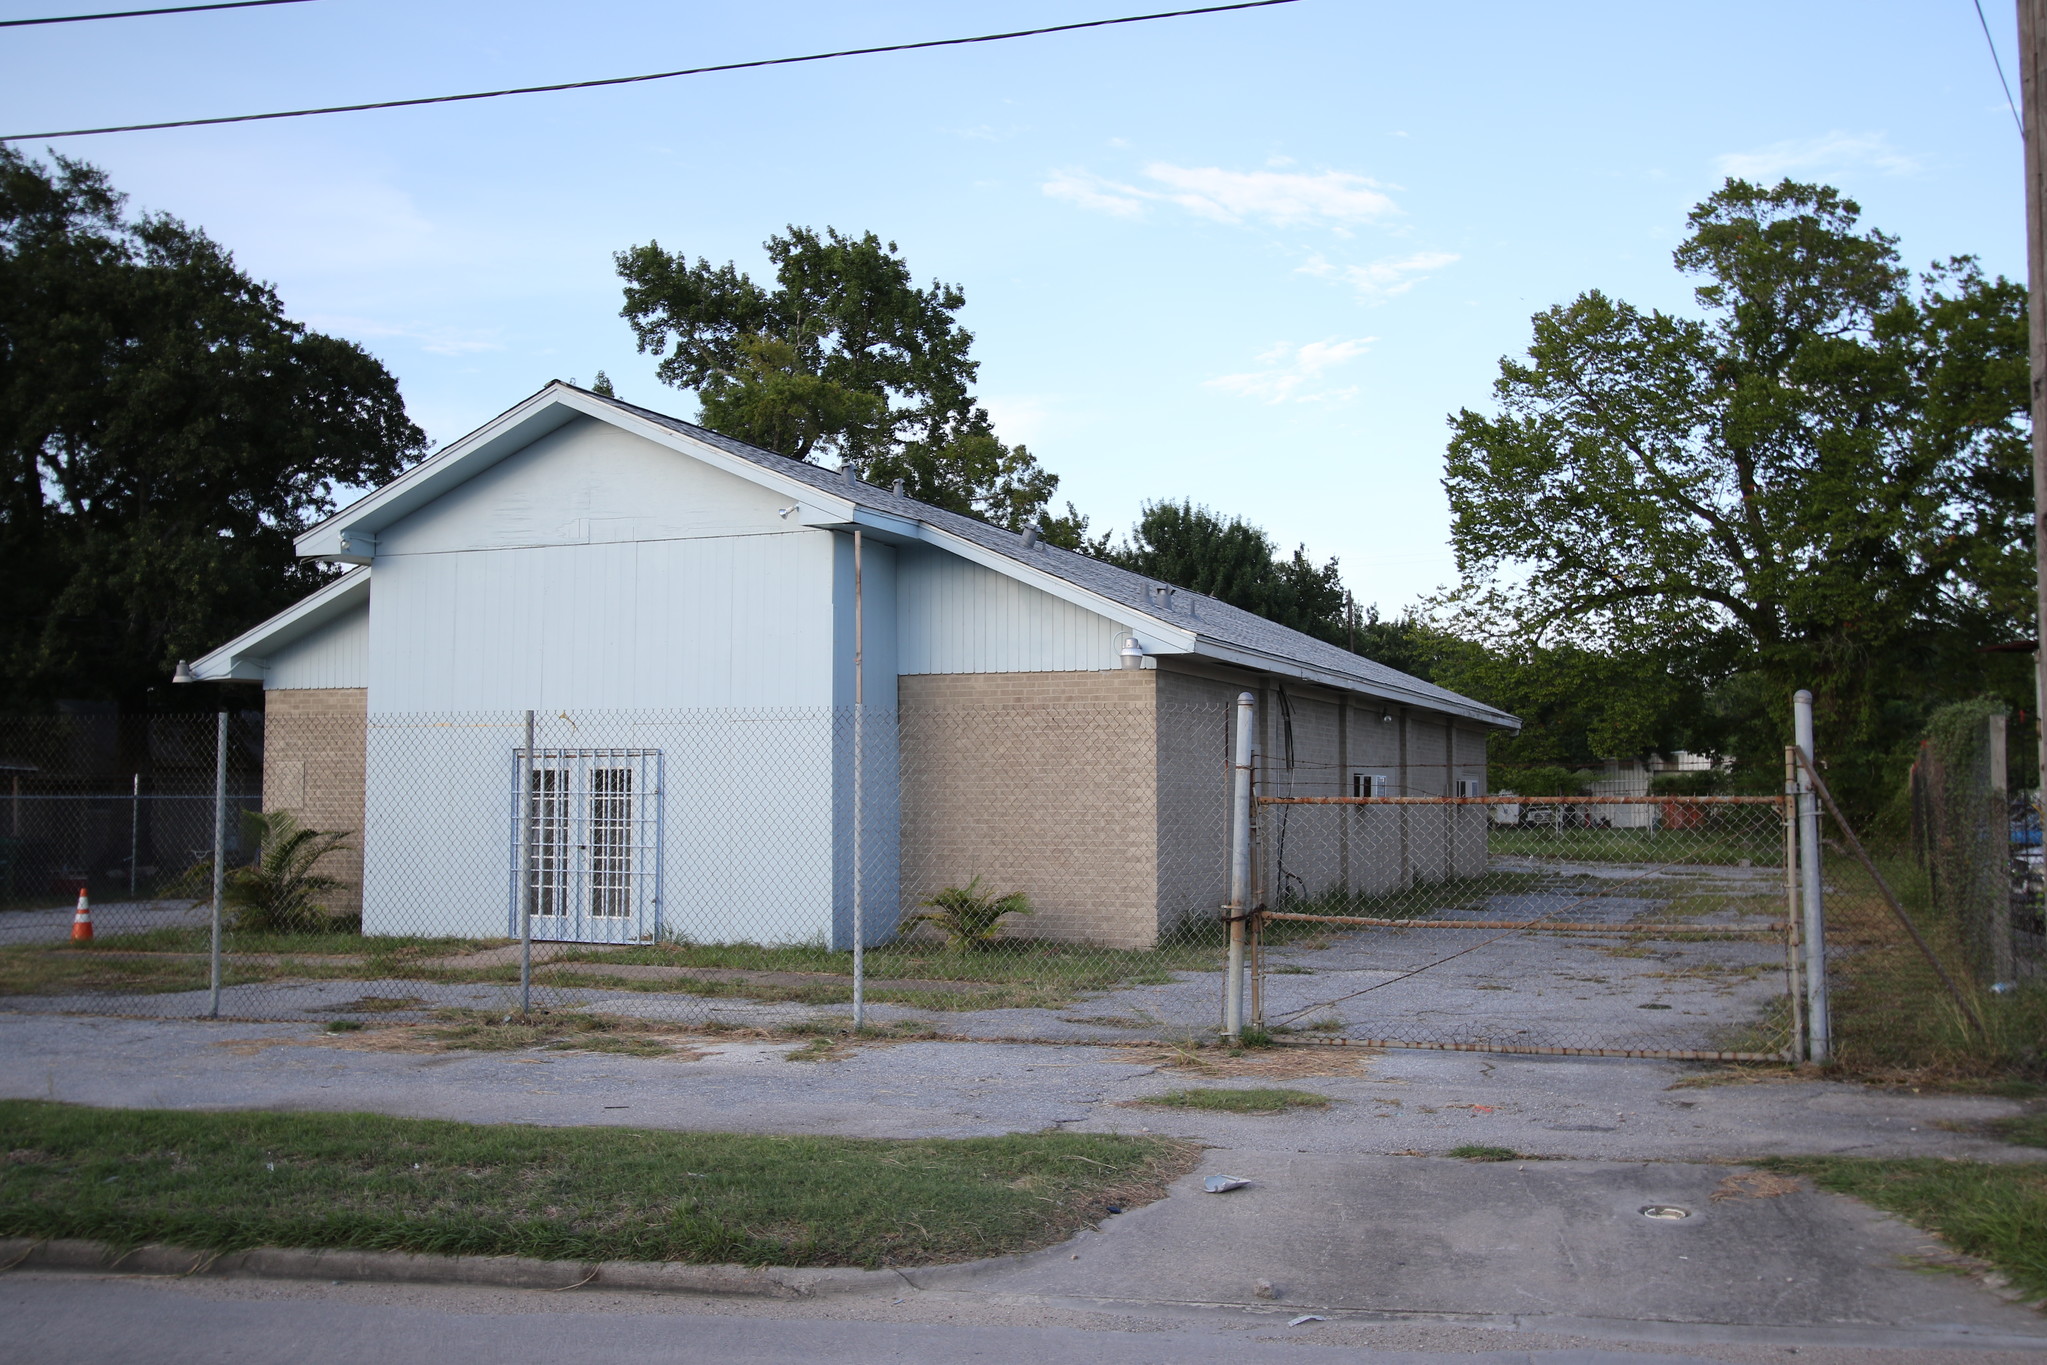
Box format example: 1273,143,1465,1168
14,694,2035,1076
1248,793,1799,1059
1817,703,2046,1081
0,703,1237,1043
1907,706,2042,985
0,712,263,936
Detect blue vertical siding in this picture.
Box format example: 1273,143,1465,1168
895,544,1129,674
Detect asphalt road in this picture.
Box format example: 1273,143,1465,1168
9,1270,2044,1365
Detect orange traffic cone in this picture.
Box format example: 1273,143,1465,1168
71,888,93,942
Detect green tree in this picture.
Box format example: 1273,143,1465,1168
1441,178,2032,805
1105,501,1348,644
0,149,426,710
617,225,1078,533
1430,640,1707,774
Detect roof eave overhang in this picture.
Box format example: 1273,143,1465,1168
1189,635,1520,730
187,567,371,683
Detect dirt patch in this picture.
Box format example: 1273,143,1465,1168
534,961,982,994
1666,1064,1812,1089
1711,1170,1803,1202
309,995,428,1014
1115,1040,1378,1079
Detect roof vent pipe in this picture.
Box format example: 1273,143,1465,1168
1021,523,1040,550
1119,634,1146,670
842,460,860,485
892,478,905,497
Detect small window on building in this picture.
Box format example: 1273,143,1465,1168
1455,777,1483,798
1352,772,1390,798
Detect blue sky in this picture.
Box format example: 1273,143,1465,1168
0,0,2029,614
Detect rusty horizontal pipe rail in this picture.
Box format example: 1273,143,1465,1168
1257,794,1786,806
1277,1037,1794,1062
1260,911,1784,935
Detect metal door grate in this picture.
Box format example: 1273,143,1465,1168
512,748,663,942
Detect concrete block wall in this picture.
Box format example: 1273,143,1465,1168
1451,723,1490,878
1154,670,1237,935
1238,694,1496,906
261,688,367,920
897,671,1161,949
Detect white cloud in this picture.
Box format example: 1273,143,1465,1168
1298,250,1460,300
309,315,508,357
1206,336,1376,404
1042,170,1148,218
1043,163,1398,228
1713,131,1919,181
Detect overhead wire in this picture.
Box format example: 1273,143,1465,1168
0,0,312,28
0,0,1301,142
1970,0,2024,137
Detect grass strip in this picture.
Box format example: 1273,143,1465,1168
0,1100,1197,1269
1446,1144,1520,1161
1760,1156,2047,1302
0,929,1222,1010
1990,1111,2047,1150
1130,1087,1330,1114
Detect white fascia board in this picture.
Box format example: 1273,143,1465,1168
1193,634,1520,731
297,385,587,559
294,382,866,563
188,567,371,682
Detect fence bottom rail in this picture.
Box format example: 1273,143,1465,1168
1275,1036,1795,1063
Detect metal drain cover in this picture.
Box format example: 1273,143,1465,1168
1639,1205,1692,1220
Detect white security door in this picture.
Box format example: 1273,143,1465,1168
515,749,662,943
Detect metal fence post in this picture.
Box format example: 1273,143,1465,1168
128,772,139,899
519,709,535,1017
208,710,226,1019
1782,745,1806,1061
1225,691,1256,1040
1793,690,1830,1063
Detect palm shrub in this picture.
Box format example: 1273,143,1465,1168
904,877,1032,950
225,809,354,934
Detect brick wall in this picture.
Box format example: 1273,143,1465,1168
261,688,366,920
898,671,1161,948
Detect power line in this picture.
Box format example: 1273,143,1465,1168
0,0,312,28
1971,0,2024,137
0,0,1300,142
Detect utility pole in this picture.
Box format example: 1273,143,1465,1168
2024,0,2047,798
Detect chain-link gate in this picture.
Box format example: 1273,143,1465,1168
1247,794,1801,1060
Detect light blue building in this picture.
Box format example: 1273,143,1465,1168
191,383,1515,949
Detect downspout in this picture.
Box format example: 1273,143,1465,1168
852,525,865,1030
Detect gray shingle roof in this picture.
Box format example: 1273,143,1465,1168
598,388,1515,729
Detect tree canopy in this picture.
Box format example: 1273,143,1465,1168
1441,178,2033,799
1104,501,1348,645
0,148,426,710
616,225,1084,539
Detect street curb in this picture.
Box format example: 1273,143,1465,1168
0,1236,952,1298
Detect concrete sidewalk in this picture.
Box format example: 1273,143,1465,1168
1,1012,2041,1357
934,1149,2047,1352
